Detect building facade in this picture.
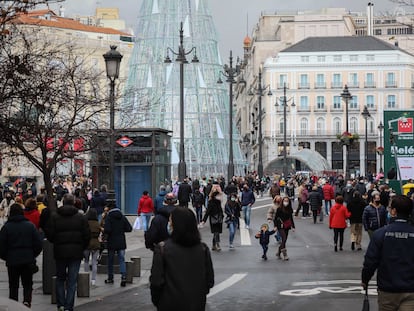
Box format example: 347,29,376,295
236,7,414,178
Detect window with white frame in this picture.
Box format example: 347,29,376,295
316,96,325,109
300,96,309,110
350,117,358,133
333,55,342,62
279,117,285,135
316,117,325,135
332,73,342,88
350,55,358,61
300,118,308,135
366,55,375,61
301,56,309,62
366,95,375,109
387,95,396,108
333,96,341,109
279,74,287,88
349,73,358,86
333,117,341,134
350,95,358,109
386,72,396,87
317,56,326,62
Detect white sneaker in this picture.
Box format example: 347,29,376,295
91,280,96,286
229,244,234,249
245,225,249,229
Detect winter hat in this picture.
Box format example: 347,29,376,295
9,203,24,217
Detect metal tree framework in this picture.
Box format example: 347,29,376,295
121,0,246,179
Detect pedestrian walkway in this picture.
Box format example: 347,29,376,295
0,216,152,311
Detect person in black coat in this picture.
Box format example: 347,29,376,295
346,191,367,251
47,194,90,311
177,178,192,208
150,207,214,311
201,190,224,251
145,193,177,250
104,203,132,287
308,185,323,224
0,203,42,308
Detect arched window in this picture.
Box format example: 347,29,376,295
333,117,341,134
350,116,358,133
316,117,325,135
300,117,308,135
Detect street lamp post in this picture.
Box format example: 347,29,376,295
164,22,199,181
103,45,123,199
275,83,295,178
362,106,371,178
340,85,352,179
217,51,245,182
378,121,384,173
249,69,272,178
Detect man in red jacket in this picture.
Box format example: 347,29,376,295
137,190,155,232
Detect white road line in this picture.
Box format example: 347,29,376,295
252,203,273,210
292,280,377,286
207,273,248,298
238,218,251,245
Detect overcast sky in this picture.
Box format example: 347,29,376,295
50,0,411,56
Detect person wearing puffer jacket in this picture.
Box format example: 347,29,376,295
329,196,351,252
362,193,387,239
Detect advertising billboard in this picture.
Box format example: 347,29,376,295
383,110,414,194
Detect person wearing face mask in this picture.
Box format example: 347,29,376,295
0,192,15,227
362,193,387,239
275,196,295,260
267,195,282,243
240,184,255,229
224,193,242,249
201,190,224,251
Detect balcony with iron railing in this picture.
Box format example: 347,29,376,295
314,82,326,89
364,81,376,88
331,81,343,89
298,82,310,89
347,81,359,88
385,80,397,88
265,129,377,139
277,82,290,89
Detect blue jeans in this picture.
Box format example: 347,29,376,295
242,205,251,227
228,220,237,244
324,200,332,215
107,249,126,279
140,213,153,232
56,259,81,311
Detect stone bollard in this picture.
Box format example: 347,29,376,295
77,272,90,297
125,261,134,284
51,276,57,304
130,256,141,277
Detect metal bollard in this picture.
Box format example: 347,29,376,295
125,261,134,283
42,240,56,294
130,256,141,277
51,276,56,304
77,272,90,297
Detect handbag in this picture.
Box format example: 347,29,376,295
210,213,223,225
362,288,369,311
280,218,292,229
133,216,142,231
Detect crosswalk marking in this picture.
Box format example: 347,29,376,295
207,273,248,298
239,218,251,246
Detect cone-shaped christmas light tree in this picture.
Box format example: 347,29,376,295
121,0,246,179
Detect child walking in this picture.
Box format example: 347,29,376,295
255,223,275,260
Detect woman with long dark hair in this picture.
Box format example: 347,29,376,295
150,207,214,311
275,196,295,260
201,190,224,251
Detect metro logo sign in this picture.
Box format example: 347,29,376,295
398,118,413,133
